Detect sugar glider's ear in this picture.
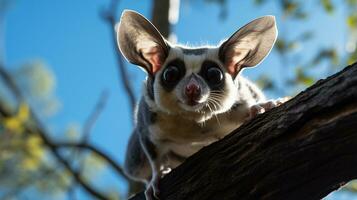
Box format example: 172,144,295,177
219,16,277,77
117,10,169,75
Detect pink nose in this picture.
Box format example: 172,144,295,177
185,83,201,101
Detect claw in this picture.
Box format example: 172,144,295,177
260,101,277,110
248,97,289,120
249,104,265,120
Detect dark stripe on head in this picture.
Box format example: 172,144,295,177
160,59,186,92
180,47,208,55
199,60,225,91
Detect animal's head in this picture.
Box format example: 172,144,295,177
117,10,277,122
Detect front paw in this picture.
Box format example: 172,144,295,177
145,175,161,200
248,97,289,120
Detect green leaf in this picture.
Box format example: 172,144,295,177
347,48,357,65
255,75,275,90
299,31,314,41
274,38,301,54
295,67,315,86
14,60,56,98
311,48,339,66
345,0,357,7
293,9,308,19
347,14,357,29
254,0,267,5
320,0,334,14
281,0,298,15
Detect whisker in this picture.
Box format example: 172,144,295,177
209,97,223,108
209,101,221,126
210,94,226,100
207,98,219,110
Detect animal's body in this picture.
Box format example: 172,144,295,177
129,75,264,181
116,10,279,198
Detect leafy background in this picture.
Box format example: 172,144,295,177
0,0,356,199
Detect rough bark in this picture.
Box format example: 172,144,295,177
131,62,357,200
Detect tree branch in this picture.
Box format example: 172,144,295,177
151,0,170,38
66,90,110,199
82,90,109,140
28,117,111,200
54,141,130,180
131,62,357,200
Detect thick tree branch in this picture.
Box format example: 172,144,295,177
131,62,357,200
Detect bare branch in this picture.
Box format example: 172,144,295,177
54,141,130,181
66,90,110,200
0,64,23,101
82,90,109,140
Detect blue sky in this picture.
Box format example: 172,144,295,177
3,0,353,199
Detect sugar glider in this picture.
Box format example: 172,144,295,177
117,10,283,199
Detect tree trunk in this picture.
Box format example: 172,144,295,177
151,0,170,38
130,62,357,200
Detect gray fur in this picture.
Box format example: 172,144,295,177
124,130,151,181
124,99,158,182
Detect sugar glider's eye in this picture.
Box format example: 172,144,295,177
205,67,223,86
162,65,181,84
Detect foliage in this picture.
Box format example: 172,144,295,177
13,61,61,117
252,0,357,97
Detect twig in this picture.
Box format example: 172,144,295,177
54,141,130,180
0,64,23,101
66,90,110,200
82,90,109,140
100,0,137,116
